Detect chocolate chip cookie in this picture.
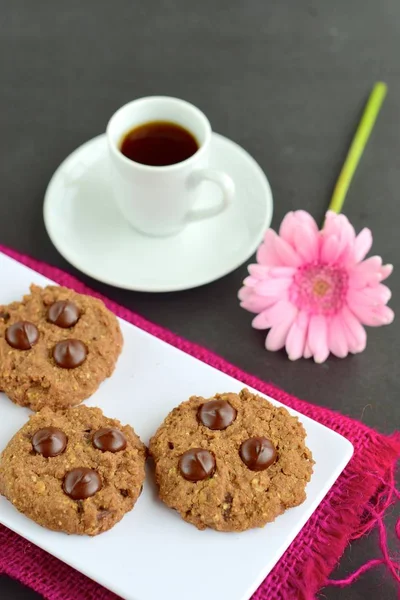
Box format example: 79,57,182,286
0,284,123,410
149,389,314,532
0,406,146,535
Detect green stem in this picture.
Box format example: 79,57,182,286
328,81,387,215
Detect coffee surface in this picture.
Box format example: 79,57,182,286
120,121,199,166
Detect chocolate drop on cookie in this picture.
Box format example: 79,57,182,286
63,468,102,500
239,437,277,471
52,339,87,368
5,321,39,350
0,311,10,322
32,427,67,458
178,448,216,482
198,399,237,430
47,301,80,328
92,428,127,453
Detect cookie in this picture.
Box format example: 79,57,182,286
0,284,123,410
149,389,314,532
0,406,146,535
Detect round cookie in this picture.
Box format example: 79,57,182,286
0,406,146,535
149,388,314,532
0,284,123,410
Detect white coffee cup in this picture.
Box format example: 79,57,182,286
107,96,235,237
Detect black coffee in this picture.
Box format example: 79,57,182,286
120,121,199,166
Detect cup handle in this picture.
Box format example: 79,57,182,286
186,168,235,222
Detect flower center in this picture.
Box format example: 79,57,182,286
290,264,348,315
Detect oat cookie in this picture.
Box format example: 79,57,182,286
0,284,123,410
149,389,314,532
0,406,146,535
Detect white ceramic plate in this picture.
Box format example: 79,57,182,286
0,252,353,600
43,133,273,292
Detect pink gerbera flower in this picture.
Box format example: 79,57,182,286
239,210,394,362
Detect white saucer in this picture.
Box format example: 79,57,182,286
43,133,273,292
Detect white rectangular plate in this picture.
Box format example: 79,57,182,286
0,252,353,600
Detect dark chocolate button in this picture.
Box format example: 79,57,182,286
5,321,39,350
0,311,10,322
52,339,87,369
32,427,67,458
63,468,102,500
198,399,237,430
93,428,127,453
178,448,216,482
47,301,80,328
239,437,277,471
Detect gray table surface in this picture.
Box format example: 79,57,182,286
0,1,399,599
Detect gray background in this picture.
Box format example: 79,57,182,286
0,1,399,598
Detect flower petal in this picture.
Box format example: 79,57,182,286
253,299,296,330
320,234,341,264
269,266,297,278
279,210,319,244
373,305,394,325
355,255,382,272
242,276,258,287
308,314,330,363
348,270,382,289
295,210,319,233
286,311,309,361
279,212,297,245
323,212,356,264
380,264,393,281
265,304,298,351
348,256,383,288
340,306,367,353
324,211,356,245
328,315,349,358
255,277,291,297
353,228,373,263
348,284,391,307
293,223,319,262
257,230,282,266
238,286,252,301
273,235,303,267
239,292,277,313
349,303,395,327
248,264,270,279
303,342,312,359
252,310,273,330
323,211,341,237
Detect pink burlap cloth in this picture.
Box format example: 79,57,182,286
0,247,399,600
